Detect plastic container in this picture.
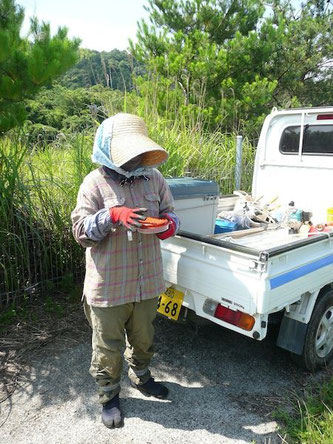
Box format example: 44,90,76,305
167,178,219,236
327,207,333,222
288,208,303,222
214,219,237,234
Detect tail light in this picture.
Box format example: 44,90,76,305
203,300,255,331
317,114,333,120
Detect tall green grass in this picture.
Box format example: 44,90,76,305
149,116,254,193
0,132,94,307
133,75,255,192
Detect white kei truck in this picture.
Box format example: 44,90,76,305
158,107,333,372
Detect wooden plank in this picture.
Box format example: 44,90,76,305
210,227,266,239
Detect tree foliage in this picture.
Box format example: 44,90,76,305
131,0,333,134
266,0,333,107
23,84,139,144
0,0,80,133
59,48,145,91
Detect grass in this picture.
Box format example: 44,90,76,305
276,375,333,443
0,134,89,307
153,119,255,193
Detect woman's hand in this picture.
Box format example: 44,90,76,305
109,206,147,230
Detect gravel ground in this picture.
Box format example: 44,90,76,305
0,313,327,444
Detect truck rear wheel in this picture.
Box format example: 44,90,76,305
293,289,333,372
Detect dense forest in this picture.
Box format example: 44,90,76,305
22,49,144,142
59,48,145,90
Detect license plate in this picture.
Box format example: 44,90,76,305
157,287,184,320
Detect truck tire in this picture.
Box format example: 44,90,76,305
293,289,333,372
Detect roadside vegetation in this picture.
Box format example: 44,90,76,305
276,375,333,443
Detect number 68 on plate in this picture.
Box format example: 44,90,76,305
157,287,184,321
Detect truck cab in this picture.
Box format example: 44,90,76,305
253,107,333,223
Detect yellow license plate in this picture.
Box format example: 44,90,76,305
157,287,184,320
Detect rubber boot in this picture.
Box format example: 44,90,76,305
101,394,123,428
131,377,168,399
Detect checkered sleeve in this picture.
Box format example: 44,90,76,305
71,183,101,248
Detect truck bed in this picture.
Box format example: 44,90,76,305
161,224,333,340
212,225,314,250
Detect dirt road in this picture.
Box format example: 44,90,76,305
0,314,323,443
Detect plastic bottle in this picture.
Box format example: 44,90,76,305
281,201,296,224
308,223,319,237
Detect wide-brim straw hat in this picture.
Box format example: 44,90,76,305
110,113,168,168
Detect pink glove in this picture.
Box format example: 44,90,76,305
109,206,147,230
157,214,177,240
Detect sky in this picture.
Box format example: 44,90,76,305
18,0,150,51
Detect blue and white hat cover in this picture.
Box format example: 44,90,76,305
92,114,168,178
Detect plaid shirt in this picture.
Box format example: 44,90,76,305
71,167,175,307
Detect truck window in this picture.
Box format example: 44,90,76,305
279,125,333,155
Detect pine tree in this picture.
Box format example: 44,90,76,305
131,0,333,134
0,0,80,133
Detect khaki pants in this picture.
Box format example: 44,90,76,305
84,297,158,404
